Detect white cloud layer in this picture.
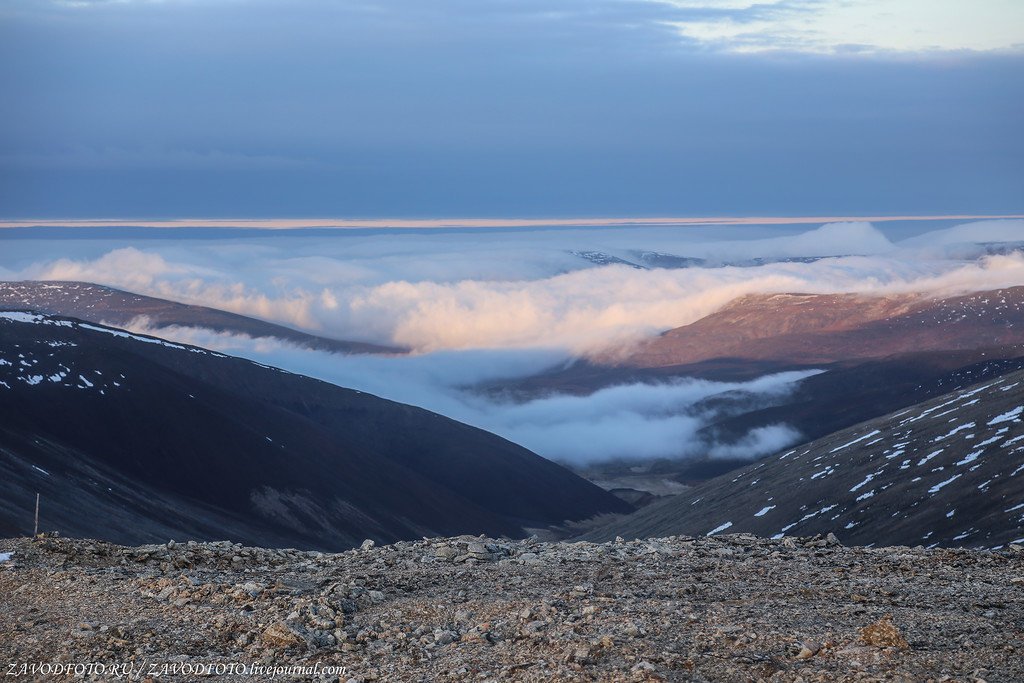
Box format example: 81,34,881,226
2,219,1023,464
4,221,1024,354
671,0,1024,53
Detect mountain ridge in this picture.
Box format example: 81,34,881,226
0,280,403,355
0,311,629,549
578,368,1024,548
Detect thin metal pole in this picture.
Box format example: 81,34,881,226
33,493,39,537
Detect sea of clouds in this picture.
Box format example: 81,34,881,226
1,219,1021,464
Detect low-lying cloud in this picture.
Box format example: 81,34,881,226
3,218,1023,465
109,318,820,464
707,424,803,461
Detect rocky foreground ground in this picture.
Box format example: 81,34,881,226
1,534,1023,682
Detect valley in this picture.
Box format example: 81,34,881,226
0,311,628,548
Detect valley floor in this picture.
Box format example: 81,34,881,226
1,534,1022,682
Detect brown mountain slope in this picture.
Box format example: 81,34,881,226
495,287,1024,398
619,287,1024,369
0,280,403,355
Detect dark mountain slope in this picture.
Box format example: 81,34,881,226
573,348,1024,493
579,369,1024,548
0,280,402,354
693,347,1024,452
0,312,629,549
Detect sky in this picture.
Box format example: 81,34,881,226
1,0,1022,217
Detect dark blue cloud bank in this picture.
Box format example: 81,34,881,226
0,0,1021,217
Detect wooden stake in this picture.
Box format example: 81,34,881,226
33,493,39,538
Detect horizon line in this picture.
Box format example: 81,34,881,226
1,214,1022,230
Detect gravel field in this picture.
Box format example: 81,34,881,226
2,534,1023,682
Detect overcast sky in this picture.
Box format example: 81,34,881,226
1,0,1021,218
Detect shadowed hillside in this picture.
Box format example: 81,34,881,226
0,311,629,549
